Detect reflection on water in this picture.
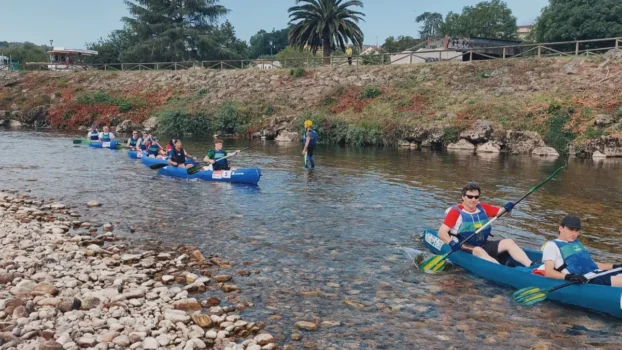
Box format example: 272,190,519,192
1,129,622,348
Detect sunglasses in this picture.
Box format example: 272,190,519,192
464,195,480,199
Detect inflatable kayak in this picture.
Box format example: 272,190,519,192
158,166,261,185
89,140,119,149
140,155,197,167
128,150,144,159
421,229,622,318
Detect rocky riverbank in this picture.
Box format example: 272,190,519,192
1,51,622,158
0,191,282,350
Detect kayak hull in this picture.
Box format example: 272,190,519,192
128,150,144,159
89,140,119,149
158,166,261,185
140,155,168,167
421,229,622,318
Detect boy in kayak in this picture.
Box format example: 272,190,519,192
438,182,534,267
167,140,197,168
98,126,115,142
86,125,99,141
539,215,622,286
127,130,140,150
302,120,317,168
204,139,239,170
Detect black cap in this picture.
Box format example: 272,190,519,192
560,215,581,230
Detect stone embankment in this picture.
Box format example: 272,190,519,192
0,191,279,350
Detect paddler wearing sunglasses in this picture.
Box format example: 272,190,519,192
437,182,534,267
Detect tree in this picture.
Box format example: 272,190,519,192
121,0,233,62
275,46,320,68
86,29,134,64
456,0,517,39
288,0,365,64
415,12,443,38
535,0,622,43
213,20,250,60
0,42,48,63
381,36,424,53
432,1,518,40
249,27,290,58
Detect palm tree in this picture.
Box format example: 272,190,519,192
288,0,365,65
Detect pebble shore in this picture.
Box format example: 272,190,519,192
0,191,280,350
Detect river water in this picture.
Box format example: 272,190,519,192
2,129,622,349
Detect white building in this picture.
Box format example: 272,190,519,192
254,60,282,69
0,56,9,70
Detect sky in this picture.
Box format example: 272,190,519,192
0,0,549,49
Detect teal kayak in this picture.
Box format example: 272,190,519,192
421,229,622,318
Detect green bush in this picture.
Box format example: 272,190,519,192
361,86,382,99
76,91,145,113
157,110,213,137
544,102,576,152
443,127,459,143
616,107,622,119
215,101,248,134
584,125,605,139
264,104,274,116
198,89,208,96
290,68,305,78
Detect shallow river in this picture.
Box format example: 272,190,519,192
2,129,622,349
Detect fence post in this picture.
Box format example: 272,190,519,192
121,63,124,71
469,50,473,61
537,46,541,58
575,42,579,55
409,52,412,64
502,48,506,59
616,39,620,49
220,62,223,70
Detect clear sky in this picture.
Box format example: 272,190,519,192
0,0,549,49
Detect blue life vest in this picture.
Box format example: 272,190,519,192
452,204,492,247
88,131,99,140
129,137,138,147
148,143,160,156
211,149,229,170
101,133,111,142
139,138,147,151
553,240,598,275
302,129,318,147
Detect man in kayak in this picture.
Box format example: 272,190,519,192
438,182,533,267
127,130,141,150
146,136,166,158
167,140,197,168
204,139,239,170
86,125,99,141
98,126,115,142
539,215,622,286
301,120,317,168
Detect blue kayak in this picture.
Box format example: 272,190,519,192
158,166,261,185
421,229,622,318
128,150,144,159
89,140,119,149
140,155,169,167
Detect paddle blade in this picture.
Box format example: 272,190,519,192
513,286,548,306
73,139,83,144
187,165,202,175
149,163,169,170
419,254,448,273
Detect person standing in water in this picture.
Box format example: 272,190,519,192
302,120,317,168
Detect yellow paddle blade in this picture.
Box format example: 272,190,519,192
513,287,540,299
419,254,447,273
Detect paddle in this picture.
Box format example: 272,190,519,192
513,267,622,306
186,143,261,174
419,164,567,273
73,139,92,145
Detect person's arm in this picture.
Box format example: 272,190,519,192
544,260,565,280
482,202,510,217
205,150,215,164
302,133,310,154
438,224,453,244
127,138,132,147
98,132,103,141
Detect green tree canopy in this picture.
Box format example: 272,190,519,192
120,0,236,62
249,27,290,58
381,36,424,52
0,42,48,63
535,0,622,43
415,12,443,38
288,0,365,62
419,1,518,40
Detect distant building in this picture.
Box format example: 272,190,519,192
0,56,9,70
254,59,281,69
39,47,98,71
518,25,534,41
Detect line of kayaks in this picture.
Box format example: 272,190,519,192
422,229,622,319
86,142,261,185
